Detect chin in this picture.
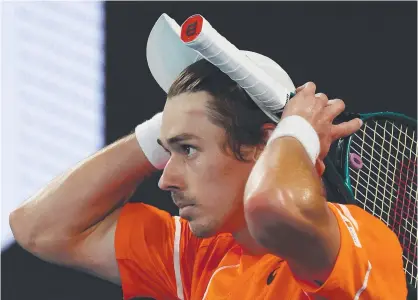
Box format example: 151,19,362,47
188,219,219,238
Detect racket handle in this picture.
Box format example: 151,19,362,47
180,15,292,114
323,156,355,205
333,112,361,124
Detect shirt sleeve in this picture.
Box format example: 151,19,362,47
114,203,203,300
296,203,407,299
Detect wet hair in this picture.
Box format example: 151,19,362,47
168,59,275,161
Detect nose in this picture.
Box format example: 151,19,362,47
158,156,184,191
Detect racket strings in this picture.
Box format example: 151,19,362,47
349,124,416,219
351,138,412,179
348,118,417,287
352,123,414,174
347,149,412,204
347,142,417,225
348,174,417,236
393,158,417,283
373,118,416,147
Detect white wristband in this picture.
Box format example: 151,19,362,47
135,112,169,170
267,115,320,165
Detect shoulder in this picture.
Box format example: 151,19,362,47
297,203,407,298
117,203,176,236
327,202,402,254
115,203,178,261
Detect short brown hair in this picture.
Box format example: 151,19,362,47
168,59,277,161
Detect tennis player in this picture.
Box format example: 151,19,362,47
10,14,407,300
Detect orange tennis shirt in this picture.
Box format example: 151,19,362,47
115,202,407,299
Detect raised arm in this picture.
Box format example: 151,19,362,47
9,113,168,284
244,82,363,285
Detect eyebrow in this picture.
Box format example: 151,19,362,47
157,133,201,147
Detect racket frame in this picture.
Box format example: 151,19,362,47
324,111,417,294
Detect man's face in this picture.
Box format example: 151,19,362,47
158,91,257,238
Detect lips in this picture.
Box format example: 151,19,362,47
179,204,195,219
176,203,194,209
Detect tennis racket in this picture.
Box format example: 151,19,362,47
323,111,417,297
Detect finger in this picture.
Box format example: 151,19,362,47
297,81,316,95
324,99,345,120
295,85,306,93
304,82,317,95
332,118,363,139
326,99,342,106
315,92,329,105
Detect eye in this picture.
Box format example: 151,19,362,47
180,145,197,157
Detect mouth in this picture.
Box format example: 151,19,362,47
176,203,194,209
178,204,195,219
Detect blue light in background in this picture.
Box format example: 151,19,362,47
1,2,105,250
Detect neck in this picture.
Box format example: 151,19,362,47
232,226,268,256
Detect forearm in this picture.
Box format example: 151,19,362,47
10,133,155,248
244,137,338,272
245,136,326,219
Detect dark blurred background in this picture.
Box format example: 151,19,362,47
2,2,417,300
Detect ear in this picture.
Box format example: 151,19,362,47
251,123,277,161
261,123,277,144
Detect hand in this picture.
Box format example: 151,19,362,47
281,82,363,164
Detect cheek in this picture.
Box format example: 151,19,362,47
195,153,236,184
189,156,223,191
189,154,251,205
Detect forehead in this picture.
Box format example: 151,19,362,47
160,91,223,141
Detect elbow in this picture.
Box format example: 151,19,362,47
244,173,328,224
243,191,274,248
244,187,328,252
243,188,296,248
9,208,83,267
244,183,312,224
9,208,40,252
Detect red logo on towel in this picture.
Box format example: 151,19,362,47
181,15,203,43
